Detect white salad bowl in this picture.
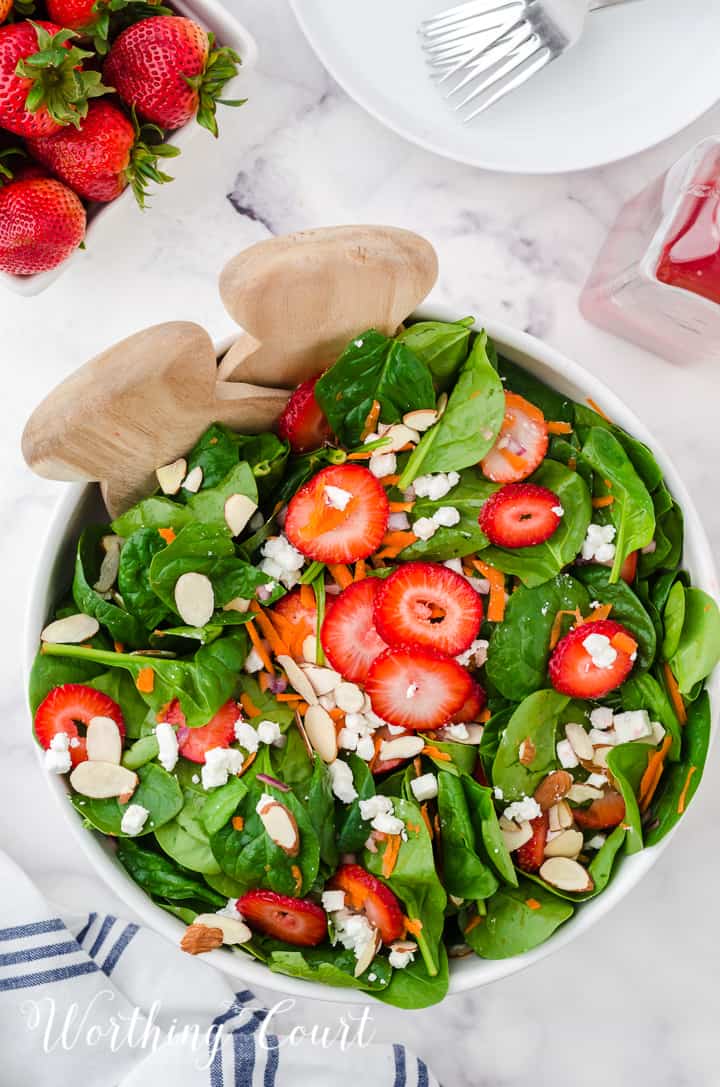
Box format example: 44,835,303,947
24,308,720,1002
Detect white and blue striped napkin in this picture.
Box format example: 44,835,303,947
0,851,437,1087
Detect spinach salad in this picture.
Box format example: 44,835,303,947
30,317,720,1009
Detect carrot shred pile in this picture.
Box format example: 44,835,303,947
250,604,291,658
472,559,506,621
382,834,402,877
328,563,353,590
663,662,687,725
246,619,275,674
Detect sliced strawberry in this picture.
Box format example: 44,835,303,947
277,375,333,454
479,483,562,548
481,392,549,483
236,890,327,947
321,578,390,682
34,684,125,767
573,788,626,830
169,699,241,764
374,562,482,656
285,464,389,564
515,814,548,873
548,619,636,699
329,863,404,944
366,647,471,731
450,677,487,723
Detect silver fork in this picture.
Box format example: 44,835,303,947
420,0,640,121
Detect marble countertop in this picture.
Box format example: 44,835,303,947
3,1,720,1083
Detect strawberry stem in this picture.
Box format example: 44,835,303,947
0,147,25,186
192,33,243,138
16,21,113,129
125,109,181,209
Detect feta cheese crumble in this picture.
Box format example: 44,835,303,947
590,706,614,730
260,534,305,589
556,738,579,769
582,632,618,669
432,506,460,528
503,797,542,823
155,721,179,772
410,773,438,802
388,945,416,970
234,720,260,753
412,516,438,541
321,890,346,913
551,505,565,516
44,731,72,774
328,758,358,803
257,719,282,746
581,522,616,563
244,647,265,674
455,638,489,668
413,471,460,500
201,747,244,790
120,803,149,836
333,911,376,961
613,710,653,743
368,452,397,479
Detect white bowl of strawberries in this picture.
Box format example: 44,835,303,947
0,0,256,295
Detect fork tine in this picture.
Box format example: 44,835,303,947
463,46,551,119
422,14,509,49
441,24,533,95
450,34,539,110
424,18,518,66
420,0,521,34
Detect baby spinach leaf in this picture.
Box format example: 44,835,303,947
73,525,149,647
492,689,569,801
645,692,711,846
573,565,657,672
580,427,655,582
662,580,686,660
437,772,499,901
71,763,183,837
155,817,220,876
335,755,375,853
395,317,474,391
486,573,589,701
574,404,664,494
482,461,591,587
28,650,106,715
186,462,258,525
88,669,152,739
622,672,682,761
116,838,226,907
668,588,720,693
233,433,289,500
374,945,449,1010
498,357,574,422
401,469,497,561
183,423,241,493
117,528,169,630
111,498,194,537
399,332,505,488
304,757,339,871
315,330,435,446
478,706,513,779
423,740,478,777
462,776,517,887
267,947,391,991
463,879,573,958
204,871,248,898
201,774,247,836
605,742,647,854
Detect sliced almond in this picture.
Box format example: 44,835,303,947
303,704,338,763
156,457,187,496
301,664,342,696
403,408,438,432
354,928,381,978
194,913,252,945
70,761,138,799
334,682,365,713
41,612,100,645
540,857,594,894
224,494,258,537
174,572,214,627
258,800,300,855
93,535,122,593
302,634,319,664
389,939,418,955
379,735,425,761
518,737,536,766
438,722,485,744
86,716,122,765
534,770,573,810
181,923,224,955
565,722,594,762
499,817,533,852
548,800,574,832
277,655,319,705
567,783,604,804
543,828,584,859
222,597,251,613
182,465,203,493
382,423,421,451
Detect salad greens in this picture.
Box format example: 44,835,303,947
30,315,719,1009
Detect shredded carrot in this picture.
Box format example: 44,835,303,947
407,823,420,834
158,527,175,545
603,479,613,489
259,671,272,693
472,559,506,622
588,603,613,623
299,584,315,611
246,619,275,675
549,609,580,650
413,756,422,777
113,641,124,654
347,449,373,460
499,447,527,471
276,692,303,702
328,707,345,722
464,914,484,934
547,421,573,435
479,707,491,723
388,501,414,513
420,803,433,838
291,865,303,893
251,607,291,658
240,692,261,718
360,399,381,440
241,751,257,774
422,745,451,762
592,495,615,508
328,563,353,590
567,456,577,471
381,474,400,487
433,813,441,837
587,397,612,422
525,898,542,911
135,667,154,693
232,815,245,832
663,662,687,725
354,559,366,582
296,701,309,715
382,834,402,878
611,631,638,656
677,766,697,814
381,530,418,549
404,917,423,937
639,734,672,812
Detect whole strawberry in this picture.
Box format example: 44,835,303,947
28,98,180,205
104,15,242,136
0,161,85,275
0,20,110,138
45,0,166,54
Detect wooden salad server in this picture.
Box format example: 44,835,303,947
22,225,439,518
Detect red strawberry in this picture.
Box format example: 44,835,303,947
167,698,240,764
277,375,333,454
28,99,180,206
515,814,548,873
548,619,636,699
366,647,471,731
329,864,404,944
0,21,110,138
272,586,317,648
479,483,562,548
285,465,389,565
0,173,85,275
103,16,241,136
34,684,125,767
450,677,486,723
236,890,327,947
45,0,143,52
573,788,625,830
481,393,549,483
374,561,482,656
321,578,390,683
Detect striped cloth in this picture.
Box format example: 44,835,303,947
0,851,437,1087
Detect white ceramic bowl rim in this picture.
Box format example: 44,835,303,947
24,307,720,1004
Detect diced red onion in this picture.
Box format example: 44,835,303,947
268,674,288,695
256,773,290,792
